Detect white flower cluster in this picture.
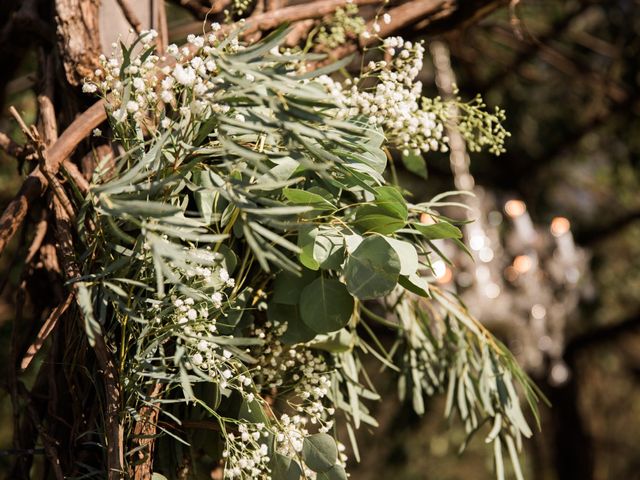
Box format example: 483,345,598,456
316,3,366,50
223,422,271,479
320,36,449,156
85,26,244,129
250,322,336,430
158,251,242,390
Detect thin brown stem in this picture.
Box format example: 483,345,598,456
20,293,74,371
132,383,164,480
51,195,124,480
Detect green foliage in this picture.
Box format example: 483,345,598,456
78,25,541,479
302,433,338,472
315,4,366,50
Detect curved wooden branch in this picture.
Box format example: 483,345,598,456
171,0,380,39
315,0,508,65
0,100,106,257
115,0,143,34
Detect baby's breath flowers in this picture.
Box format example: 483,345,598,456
86,27,246,138
319,36,509,156
81,24,534,480
316,3,366,50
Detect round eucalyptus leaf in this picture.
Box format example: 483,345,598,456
344,236,401,299
271,453,302,480
317,465,348,480
373,186,408,220
298,225,320,270
384,237,419,276
313,228,345,269
272,269,318,305
301,433,338,473
300,278,353,334
268,303,317,344
238,398,270,425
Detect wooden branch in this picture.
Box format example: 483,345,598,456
318,0,506,64
244,0,267,43
171,0,380,39
266,0,285,11
54,0,102,86
62,160,91,194
132,383,164,480
0,131,25,158
20,293,74,371
10,105,77,222
242,0,380,34
51,195,124,480
155,0,169,55
115,0,143,34
0,100,106,258
370,0,450,41
284,19,315,47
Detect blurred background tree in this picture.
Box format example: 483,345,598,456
0,1,638,479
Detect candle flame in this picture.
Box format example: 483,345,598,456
504,199,526,218
513,255,533,273
550,216,570,237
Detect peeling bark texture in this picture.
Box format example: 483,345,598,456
54,0,102,86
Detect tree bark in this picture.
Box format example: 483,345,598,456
54,0,102,87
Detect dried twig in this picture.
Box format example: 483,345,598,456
0,99,106,257
20,293,74,371
0,131,25,158
51,195,124,480
116,0,143,34
132,383,164,480
25,211,48,265
171,0,380,39
10,106,76,221
155,0,169,55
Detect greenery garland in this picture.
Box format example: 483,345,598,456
78,24,542,480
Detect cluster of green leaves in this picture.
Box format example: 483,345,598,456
314,4,367,51
80,26,540,479
422,92,511,156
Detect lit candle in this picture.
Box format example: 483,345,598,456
550,216,576,263
505,200,536,243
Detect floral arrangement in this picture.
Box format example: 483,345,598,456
79,23,540,480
